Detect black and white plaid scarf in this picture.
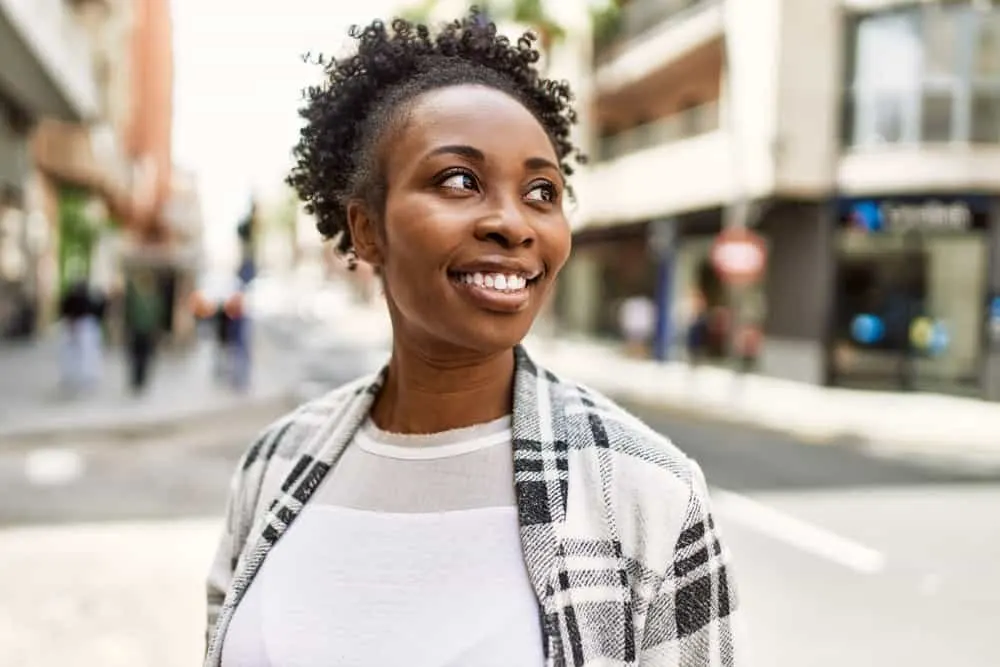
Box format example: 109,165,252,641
205,345,742,666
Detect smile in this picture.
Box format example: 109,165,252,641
452,271,530,291
447,271,539,313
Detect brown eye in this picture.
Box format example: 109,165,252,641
439,170,479,192
525,181,556,203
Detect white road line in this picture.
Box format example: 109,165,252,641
23,448,84,487
711,488,887,575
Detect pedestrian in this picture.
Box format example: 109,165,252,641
123,270,162,394
205,11,742,667
618,294,656,358
58,280,102,392
685,289,709,366
222,290,251,391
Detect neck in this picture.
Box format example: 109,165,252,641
370,337,516,435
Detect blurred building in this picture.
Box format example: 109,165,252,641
560,0,1000,400
0,0,101,336
0,0,192,343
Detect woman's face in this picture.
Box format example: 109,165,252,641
351,84,572,358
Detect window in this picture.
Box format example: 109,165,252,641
973,13,1000,78
850,11,923,145
921,89,955,142
846,3,1000,147
971,89,1000,142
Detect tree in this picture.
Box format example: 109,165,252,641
398,0,567,66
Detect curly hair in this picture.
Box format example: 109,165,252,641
286,8,584,260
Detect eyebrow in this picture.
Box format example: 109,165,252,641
427,144,485,162
426,145,564,182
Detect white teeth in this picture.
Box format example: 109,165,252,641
457,272,529,292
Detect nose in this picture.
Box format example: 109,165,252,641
474,198,536,249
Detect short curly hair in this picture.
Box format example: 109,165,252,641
286,8,584,260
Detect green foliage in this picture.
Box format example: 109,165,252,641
590,1,622,54
398,0,567,52
57,186,101,292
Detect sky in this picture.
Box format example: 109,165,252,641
171,0,405,267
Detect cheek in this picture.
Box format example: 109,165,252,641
543,219,573,277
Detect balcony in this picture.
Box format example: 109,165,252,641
596,101,720,161
0,0,98,120
593,0,724,94
577,103,734,227
838,145,1000,195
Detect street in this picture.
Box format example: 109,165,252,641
2,390,997,666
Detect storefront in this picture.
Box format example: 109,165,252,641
830,194,995,397
557,208,754,364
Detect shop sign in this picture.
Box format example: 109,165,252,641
710,227,767,285
883,201,971,233
843,197,987,234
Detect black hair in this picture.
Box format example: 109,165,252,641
286,8,584,261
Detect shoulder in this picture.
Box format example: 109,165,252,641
549,371,696,484
236,374,377,481
546,371,708,568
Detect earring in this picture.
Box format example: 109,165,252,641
345,248,359,271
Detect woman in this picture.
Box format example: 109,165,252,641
205,11,741,667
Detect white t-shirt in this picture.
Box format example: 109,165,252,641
221,415,545,667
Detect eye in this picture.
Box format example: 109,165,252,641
525,180,557,203
438,170,479,192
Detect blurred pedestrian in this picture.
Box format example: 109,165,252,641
123,270,162,394
220,290,251,391
58,280,103,392
618,294,655,358
205,12,742,667
685,289,709,366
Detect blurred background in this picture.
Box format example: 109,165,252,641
0,0,999,664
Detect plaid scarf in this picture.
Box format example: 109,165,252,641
205,345,742,666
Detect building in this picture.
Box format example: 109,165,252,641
561,0,1000,400
0,0,185,342
0,0,102,336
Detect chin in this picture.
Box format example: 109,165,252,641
447,315,535,356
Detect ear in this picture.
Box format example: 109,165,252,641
346,200,383,267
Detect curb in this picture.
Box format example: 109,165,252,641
0,391,299,452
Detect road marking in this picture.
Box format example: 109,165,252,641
711,488,887,574
24,448,84,487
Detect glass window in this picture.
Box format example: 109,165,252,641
854,12,922,90
922,6,961,82
971,88,1000,143
847,6,1000,147
921,89,955,142
973,12,1000,78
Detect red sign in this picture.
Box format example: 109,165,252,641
710,228,767,285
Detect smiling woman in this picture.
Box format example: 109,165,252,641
203,9,743,667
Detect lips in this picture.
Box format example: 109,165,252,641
446,257,544,313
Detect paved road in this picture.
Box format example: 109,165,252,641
630,405,1000,667
1,396,997,665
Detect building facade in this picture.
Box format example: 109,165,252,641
0,0,102,336
561,0,1000,400
0,0,188,342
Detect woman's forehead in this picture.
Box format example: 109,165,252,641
399,85,556,160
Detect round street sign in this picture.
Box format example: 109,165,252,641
710,227,767,285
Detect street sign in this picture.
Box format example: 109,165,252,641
710,227,767,285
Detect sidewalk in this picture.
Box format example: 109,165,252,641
526,335,1000,466
324,298,1000,465
0,330,298,447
